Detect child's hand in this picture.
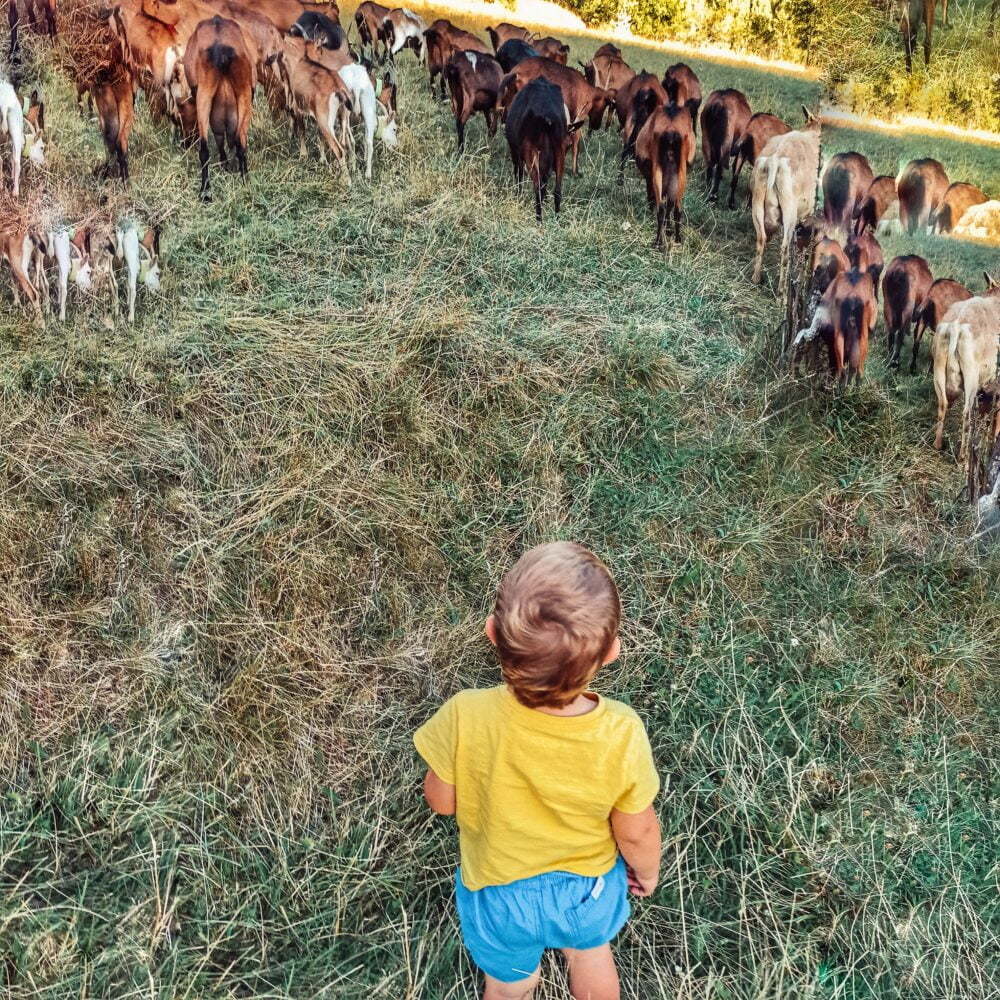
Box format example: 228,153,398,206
626,865,657,898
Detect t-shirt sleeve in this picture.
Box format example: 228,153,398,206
413,696,458,785
614,718,660,814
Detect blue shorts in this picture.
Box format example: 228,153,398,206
454,856,630,983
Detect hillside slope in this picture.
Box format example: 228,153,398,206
2,15,998,1000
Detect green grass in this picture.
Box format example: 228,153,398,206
2,15,999,1000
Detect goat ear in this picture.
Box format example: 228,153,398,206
153,226,162,258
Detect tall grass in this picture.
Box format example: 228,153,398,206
1,15,999,1000
819,0,1000,133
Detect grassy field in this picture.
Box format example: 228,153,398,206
2,9,999,1000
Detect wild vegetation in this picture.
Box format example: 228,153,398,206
1,8,998,1000
819,0,1000,133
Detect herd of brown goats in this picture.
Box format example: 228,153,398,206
1,2,997,461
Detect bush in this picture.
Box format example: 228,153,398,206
628,0,685,41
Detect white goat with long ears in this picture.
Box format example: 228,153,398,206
37,228,95,322
0,80,46,196
109,221,162,324
336,62,398,180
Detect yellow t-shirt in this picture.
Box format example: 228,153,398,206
413,685,660,891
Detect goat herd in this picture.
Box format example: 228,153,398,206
1,1,998,459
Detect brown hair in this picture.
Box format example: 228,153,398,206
492,542,621,708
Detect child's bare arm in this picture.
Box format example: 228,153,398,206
423,769,456,815
610,805,661,896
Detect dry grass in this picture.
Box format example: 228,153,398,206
1,11,998,1000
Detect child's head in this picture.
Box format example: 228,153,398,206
487,542,621,708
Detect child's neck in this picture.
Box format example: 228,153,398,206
534,692,599,717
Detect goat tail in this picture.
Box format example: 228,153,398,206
658,127,682,167
444,59,462,116
883,267,910,331
943,319,962,363
207,42,236,74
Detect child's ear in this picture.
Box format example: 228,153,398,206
485,615,498,647
602,635,621,665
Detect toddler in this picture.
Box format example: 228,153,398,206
414,542,661,1000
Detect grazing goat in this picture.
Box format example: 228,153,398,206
795,269,878,383
701,88,751,203
634,105,695,249
498,58,612,175
533,37,569,64
616,72,667,180
1,219,42,319
933,277,1000,456
852,175,898,236
0,80,45,196
913,278,971,373
932,182,987,235
897,157,949,234
487,22,532,52
661,63,701,137
496,39,538,73
883,254,933,369
810,236,849,300
109,221,161,324
822,151,874,235
844,230,884,295
91,66,135,184
728,112,788,210
183,16,255,201
423,20,489,99
505,77,577,221
749,112,821,287
446,50,502,152
38,228,94,322
380,8,426,62
283,38,354,178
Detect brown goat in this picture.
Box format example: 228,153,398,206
183,15,255,200
829,270,877,382
883,254,933,368
728,112,788,209
661,63,701,136
932,182,988,234
616,71,667,180
424,19,488,99
822,151,874,235
852,175,898,236
701,88,751,203
355,1,390,53
533,36,569,63
486,22,532,52
635,104,695,249
897,158,950,234
844,230,884,295
811,236,849,299
445,50,503,151
91,64,135,183
912,278,972,373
